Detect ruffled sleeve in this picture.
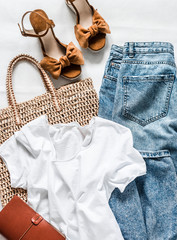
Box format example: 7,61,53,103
0,115,48,189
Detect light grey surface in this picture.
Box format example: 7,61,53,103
0,0,177,237
0,236,6,240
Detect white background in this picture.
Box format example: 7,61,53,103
0,0,177,238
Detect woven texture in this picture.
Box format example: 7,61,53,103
0,54,99,207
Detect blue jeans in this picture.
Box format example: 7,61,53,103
99,42,177,240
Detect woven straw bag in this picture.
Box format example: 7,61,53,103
0,54,99,207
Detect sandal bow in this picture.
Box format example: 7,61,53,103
74,10,111,49
40,42,84,79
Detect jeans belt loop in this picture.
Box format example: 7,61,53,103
129,42,134,58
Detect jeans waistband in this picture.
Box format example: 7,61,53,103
110,42,174,58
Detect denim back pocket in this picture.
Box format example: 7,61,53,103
122,74,175,126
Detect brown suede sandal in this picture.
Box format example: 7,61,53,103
18,9,84,80
66,0,111,52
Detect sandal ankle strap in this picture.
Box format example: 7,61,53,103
18,10,55,38
66,0,94,24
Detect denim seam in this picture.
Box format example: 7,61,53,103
110,53,123,58
122,76,174,126
122,60,176,67
104,75,117,82
111,62,120,69
124,49,174,55
124,79,173,82
124,42,174,48
139,150,171,158
123,74,175,81
104,60,122,80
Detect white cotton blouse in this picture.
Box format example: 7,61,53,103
0,115,146,240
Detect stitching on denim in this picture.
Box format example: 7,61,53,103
123,75,175,81
105,60,122,80
110,53,123,58
125,79,173,82
124,111,167,126
122,60,176,67
139,150,171,158
122,79,128,117
111,62,120,69
122,76,175,126
124,42,174,49
124,49,174,55
164,80,174,114
104,75,117,82
108,60,122,68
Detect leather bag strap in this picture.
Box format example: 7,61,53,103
19,214,43,240
6,54,61,125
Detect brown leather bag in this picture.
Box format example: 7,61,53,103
0,195,66,240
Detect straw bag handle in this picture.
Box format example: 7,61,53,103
6,54,61,125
